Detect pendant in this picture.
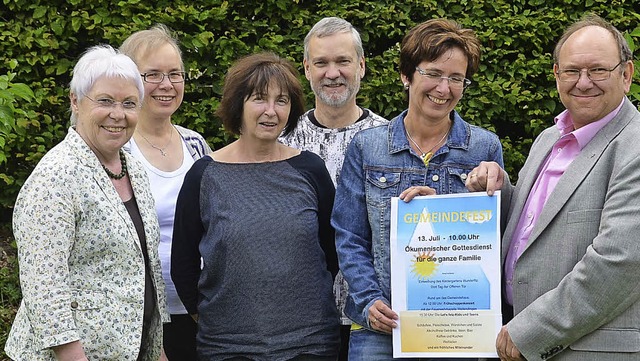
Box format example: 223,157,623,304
159,149,167,157
421,152,433,167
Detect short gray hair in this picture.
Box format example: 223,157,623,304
69,45,144,125
304,17,364,61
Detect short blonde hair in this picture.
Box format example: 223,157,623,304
119,23,183,70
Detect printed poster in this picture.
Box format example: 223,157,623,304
390,192,501,358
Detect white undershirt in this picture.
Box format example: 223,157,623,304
129,138,195,314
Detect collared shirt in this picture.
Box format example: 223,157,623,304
504,99,625,305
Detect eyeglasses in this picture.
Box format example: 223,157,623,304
140,71,186,84
415,66,471,89
84,95,139,111
555,61,624,82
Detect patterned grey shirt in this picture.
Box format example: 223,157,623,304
280,108,388,324
280,108,388,185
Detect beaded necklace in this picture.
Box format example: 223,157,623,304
102,150,128,180
405,123,450,168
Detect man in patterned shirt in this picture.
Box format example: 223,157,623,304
279,16,388,360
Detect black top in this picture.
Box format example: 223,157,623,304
124,196,156,359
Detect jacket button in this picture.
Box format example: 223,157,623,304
379,176,387,183
71,301,79,309
461,173,468,180
432,175,439,182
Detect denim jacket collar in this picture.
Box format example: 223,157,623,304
388,109,471,155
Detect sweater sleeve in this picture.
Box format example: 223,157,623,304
171,156,211,314
288,151,338,279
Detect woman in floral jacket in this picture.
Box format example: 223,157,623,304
4,45,169,361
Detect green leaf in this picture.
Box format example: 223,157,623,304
33,6,47,19
0,105,14,125
543,99,556,113
72,17,82,32
9,83,35,101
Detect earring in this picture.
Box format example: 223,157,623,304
403,83,409,90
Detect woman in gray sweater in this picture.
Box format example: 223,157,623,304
171,52,340,360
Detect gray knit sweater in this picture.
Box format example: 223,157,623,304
172,151,340,360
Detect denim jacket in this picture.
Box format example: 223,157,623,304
331,109,504,329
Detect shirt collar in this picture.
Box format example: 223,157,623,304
388,110,471,154
554,98,625,149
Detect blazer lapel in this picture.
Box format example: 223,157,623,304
69,128,143,252
522,99,635,252
501,129,558,258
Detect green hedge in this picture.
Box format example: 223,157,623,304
1,1,639,357
1,0,639,217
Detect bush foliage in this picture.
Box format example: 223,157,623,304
1,0,639,216
1,0,639,357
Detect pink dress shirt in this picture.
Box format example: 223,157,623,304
504,100,624,305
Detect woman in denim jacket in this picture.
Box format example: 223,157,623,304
332,19,504,360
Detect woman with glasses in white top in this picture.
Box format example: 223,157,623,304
120,24,211,361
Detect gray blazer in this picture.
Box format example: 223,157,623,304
501,98,640,361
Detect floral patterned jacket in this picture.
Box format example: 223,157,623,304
5,128,169,361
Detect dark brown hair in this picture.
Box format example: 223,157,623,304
400,18,481,83
215,52,305,136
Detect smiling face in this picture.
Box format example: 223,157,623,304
402,47,468,124
72,76,140,160
304,32,364,108
554,26,633,129
137,43,184,121
241,82,291,143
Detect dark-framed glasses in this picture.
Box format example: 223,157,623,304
415,66,471,89
555,61,624,82
84,95,139,111
140,71,186,84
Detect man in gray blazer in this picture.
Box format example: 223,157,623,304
467,14,639,361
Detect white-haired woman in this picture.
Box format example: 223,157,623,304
4,45,169,361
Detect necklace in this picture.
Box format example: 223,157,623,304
138,128,173,157
405,123,450,167
102,150,128,180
